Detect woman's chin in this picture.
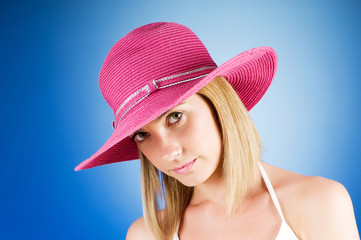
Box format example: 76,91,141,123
175,175,205,187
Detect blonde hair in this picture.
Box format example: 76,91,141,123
139,76,262,240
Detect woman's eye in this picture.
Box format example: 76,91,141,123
133,132,148,142
131,112,182,142
168,112,182,125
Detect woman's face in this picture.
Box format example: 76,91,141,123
131,94,222,187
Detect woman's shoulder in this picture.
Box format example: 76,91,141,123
262,162,347,195
262,162,359,239
126,216,155,240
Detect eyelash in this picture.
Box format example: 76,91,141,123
131,111,183,142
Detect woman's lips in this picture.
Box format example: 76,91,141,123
173,158,197,175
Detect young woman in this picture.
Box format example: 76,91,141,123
75,22,359,240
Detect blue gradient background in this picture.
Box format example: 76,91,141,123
0,0,360,239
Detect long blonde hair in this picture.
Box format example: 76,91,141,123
139,76,262,240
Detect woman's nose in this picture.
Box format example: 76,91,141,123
156,134,182,161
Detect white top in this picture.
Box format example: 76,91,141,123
173,163,298,239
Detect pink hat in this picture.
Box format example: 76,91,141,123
75,22,277,171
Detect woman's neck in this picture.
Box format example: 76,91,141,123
189,164,226,208
189,164,262,210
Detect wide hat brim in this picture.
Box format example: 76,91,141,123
75,46,277,171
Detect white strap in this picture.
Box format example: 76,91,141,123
173,220,181,240
258,162,285,221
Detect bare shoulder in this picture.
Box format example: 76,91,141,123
126,216,155,240
262,162,359,239
295,174,359,239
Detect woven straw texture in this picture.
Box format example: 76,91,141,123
75,22,277,171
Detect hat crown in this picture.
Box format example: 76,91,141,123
99,22,217,119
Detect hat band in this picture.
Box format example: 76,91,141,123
112,66,217,130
